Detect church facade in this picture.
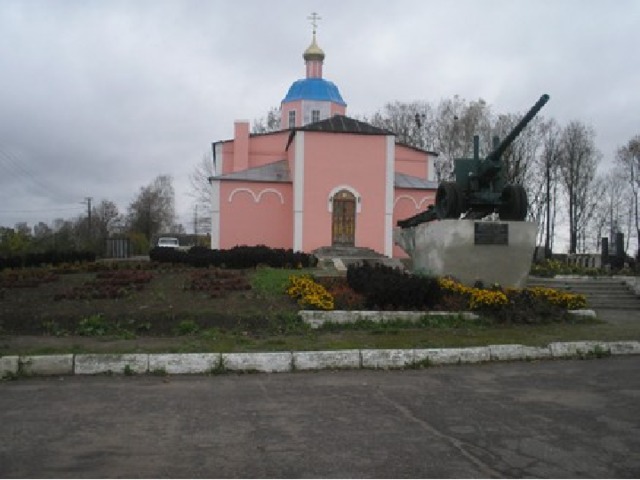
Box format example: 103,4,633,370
209,28,438,258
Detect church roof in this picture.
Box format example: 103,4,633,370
285,115,395,150
298,115,393,135
213,159,291,183
394,172,438,190
282,78,346,106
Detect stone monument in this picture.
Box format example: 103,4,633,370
395,95,550,288
394,220,537,288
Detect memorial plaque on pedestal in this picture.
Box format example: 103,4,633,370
474,223,509,245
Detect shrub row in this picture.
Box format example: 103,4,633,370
149,245,317,269
0,250,96,270
346,263,442,310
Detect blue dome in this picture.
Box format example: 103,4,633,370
282,78,346,106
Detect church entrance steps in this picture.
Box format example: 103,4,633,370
526,276,640,311
312,246,384,259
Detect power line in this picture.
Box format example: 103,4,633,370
0,147,77,202
0,206,84,213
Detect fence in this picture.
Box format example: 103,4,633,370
105,238,131,259
565,253,601,269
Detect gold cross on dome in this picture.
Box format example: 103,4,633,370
307,12,321,34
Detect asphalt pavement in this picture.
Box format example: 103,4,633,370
1,356,639,478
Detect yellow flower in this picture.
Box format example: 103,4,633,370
286,275,334,311
468,288,508,310
527,287,587,309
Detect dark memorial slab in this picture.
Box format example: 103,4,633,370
474,222,509,245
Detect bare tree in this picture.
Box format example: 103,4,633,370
189,153,214,235
615,134,640,258
432,97,493,181
367,100,434,149
589,169,629,253
493,114,544,186
93,199,121,237
579,176,606,252
88,199,122,253
367,96,493,182
252,106,281,133
51,218,78,250
558,121,601,253
536,119,563,254
126,175,176,244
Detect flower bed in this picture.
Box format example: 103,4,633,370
287,265,589,325
185,269,251,298
54,270,153,301
0,269,59,288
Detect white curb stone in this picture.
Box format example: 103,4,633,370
488,344,550,361
0,356,19,377
21,355,74,376
607,341,640,355
75,354,149,375
414,347,490,365
361,349,414,369
457,346,491,363
149,353,220,374
568,309,597,318
293,350,361,370
489,344,527,361
299,310,480,329
549,341,607,358
222,352,292,373
414,348,461,365
520,345,553,360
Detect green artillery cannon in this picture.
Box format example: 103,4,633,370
398,94,550,228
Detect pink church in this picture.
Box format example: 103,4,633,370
209,28,438,258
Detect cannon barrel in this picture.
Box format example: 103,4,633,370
486,94,550,163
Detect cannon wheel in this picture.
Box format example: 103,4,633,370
435,182,465,219
499,184,528,220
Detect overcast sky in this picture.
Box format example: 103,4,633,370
1,0,638,235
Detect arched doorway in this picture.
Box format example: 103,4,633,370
332,189,356,246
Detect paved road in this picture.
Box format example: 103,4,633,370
1,357,639,478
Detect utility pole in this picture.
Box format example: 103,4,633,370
82,197,93,242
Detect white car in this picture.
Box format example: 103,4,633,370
157,237,180,249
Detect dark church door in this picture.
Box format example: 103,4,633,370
332,190,356,246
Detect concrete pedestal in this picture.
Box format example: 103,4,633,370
394,220,537,288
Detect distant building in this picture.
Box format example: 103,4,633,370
209,24,437,257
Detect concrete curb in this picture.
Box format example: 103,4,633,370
299,309,594,329
2,341,639,378
299,310,480,329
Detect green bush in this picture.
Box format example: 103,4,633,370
347,263,442,310
76,314,109,336
149,245,316,269
530,259,603,277
175,320,200,335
